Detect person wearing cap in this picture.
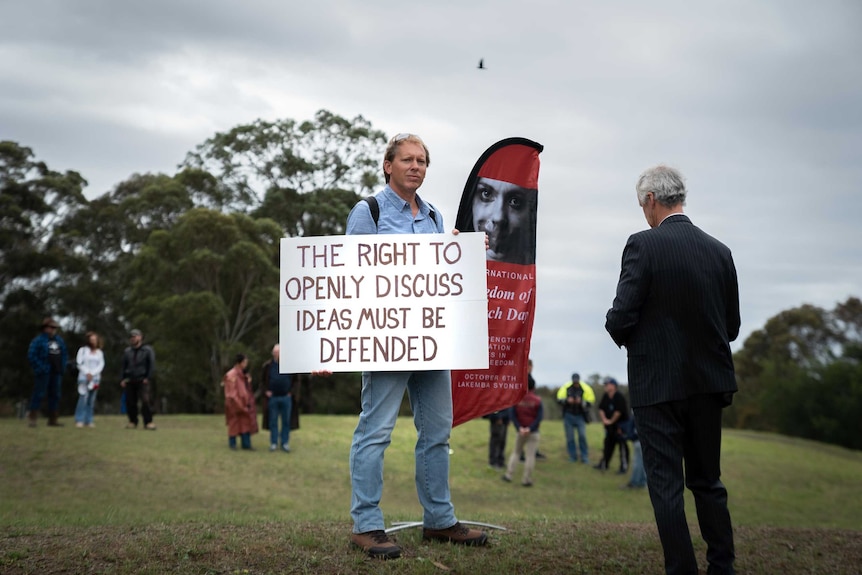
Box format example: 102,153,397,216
595,377,629,473
556,372,591,463
605,165,739,575
26,317,68,427
343,133,488,559
120,329,156,430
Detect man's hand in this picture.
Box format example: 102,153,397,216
452,229,490,250
120,379,127,388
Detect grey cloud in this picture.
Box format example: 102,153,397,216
2,0,860,386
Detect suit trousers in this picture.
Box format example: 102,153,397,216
634,394,735,575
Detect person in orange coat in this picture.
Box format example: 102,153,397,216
223,353,258,450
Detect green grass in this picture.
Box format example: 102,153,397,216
1,415,861,574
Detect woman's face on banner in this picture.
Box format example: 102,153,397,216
472,177,535,263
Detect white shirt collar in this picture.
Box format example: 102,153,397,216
659,212,686,226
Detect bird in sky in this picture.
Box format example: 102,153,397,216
477,58,486,70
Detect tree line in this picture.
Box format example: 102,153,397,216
0,110,384,418
725,297,862,449
2,110,859,449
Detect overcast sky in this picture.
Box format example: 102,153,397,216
2,0,861,387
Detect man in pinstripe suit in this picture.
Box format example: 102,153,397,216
605,165,739,575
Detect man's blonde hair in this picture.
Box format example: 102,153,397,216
383,133,430,183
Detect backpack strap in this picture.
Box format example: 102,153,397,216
364,196,380,226
363,196,437,227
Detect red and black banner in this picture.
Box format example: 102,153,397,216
452,137,543,427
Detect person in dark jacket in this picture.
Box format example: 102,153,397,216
263,344,295,452
595,377,629,473
120,329,156,430
605,164,739,575
557,372,591,463
483,409,509,469
27,317,68,427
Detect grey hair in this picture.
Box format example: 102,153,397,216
636,165,687,207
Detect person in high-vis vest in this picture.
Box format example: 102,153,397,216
556,374,594,463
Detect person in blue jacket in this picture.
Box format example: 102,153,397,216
27,317,68,427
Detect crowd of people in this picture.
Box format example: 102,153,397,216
24,135,739,574
24,323,297,453
26,323,161,431
219,344,298,452
486,370,646,491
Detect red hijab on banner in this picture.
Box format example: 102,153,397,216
452,138,543,427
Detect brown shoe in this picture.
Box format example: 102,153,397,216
423,522,488,546
145,423,157,430
350,530,401,559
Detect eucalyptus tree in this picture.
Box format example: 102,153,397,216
176,110,388,413
0,141,87,402
51,170,221,405
125,208,282,412
183,109,387,235
727,297,862,449
0,140,87,302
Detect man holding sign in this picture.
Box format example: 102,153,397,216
345,133,488,559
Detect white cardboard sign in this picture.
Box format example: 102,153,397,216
279,233,489,372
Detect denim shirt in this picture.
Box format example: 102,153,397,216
346,185,444,236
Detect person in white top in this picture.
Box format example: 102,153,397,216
75,331,105,428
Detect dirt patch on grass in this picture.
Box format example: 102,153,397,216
2,521,860,574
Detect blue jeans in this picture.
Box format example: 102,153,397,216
228,433,252,449
629,440,647,486
563,412,589,462
269,395,292,447
349,370,457,533
30,370,62,412
75,389,98,425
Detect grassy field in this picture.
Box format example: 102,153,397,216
1,414,860,574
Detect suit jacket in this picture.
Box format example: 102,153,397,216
605,215,740,408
